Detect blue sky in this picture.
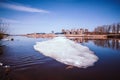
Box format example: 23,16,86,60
0,0,120,34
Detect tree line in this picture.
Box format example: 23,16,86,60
94,23,120,34
61,23,120,35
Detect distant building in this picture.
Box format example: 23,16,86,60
79,28,84,35
61,28,88,35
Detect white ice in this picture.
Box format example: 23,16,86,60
34,37,98,68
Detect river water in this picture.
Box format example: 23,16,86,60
0,36,120,80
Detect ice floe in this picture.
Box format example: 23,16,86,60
34,37,98,68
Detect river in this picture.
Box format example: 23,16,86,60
0,36,120,80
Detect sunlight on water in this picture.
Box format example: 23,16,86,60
34,37,98,68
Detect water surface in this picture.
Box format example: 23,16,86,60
0,36,120,80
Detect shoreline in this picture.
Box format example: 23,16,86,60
9,33,120,40
24,33,108,39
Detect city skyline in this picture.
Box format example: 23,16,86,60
0,0,120,34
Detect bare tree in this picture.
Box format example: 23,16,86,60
0,18,9,39
116,23,120,34
62,29,65,34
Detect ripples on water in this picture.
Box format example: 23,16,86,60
0,36,120,80
0,37,52,70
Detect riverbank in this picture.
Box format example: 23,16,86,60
25,33,108,39
107,34,120,38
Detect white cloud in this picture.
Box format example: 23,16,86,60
0,2,49,13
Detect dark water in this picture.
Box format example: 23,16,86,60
0,36,120,80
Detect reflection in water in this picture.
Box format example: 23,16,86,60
94,39,120,50
69,37,88,43
70,37,120,50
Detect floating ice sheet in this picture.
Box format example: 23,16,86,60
34,37,98,68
